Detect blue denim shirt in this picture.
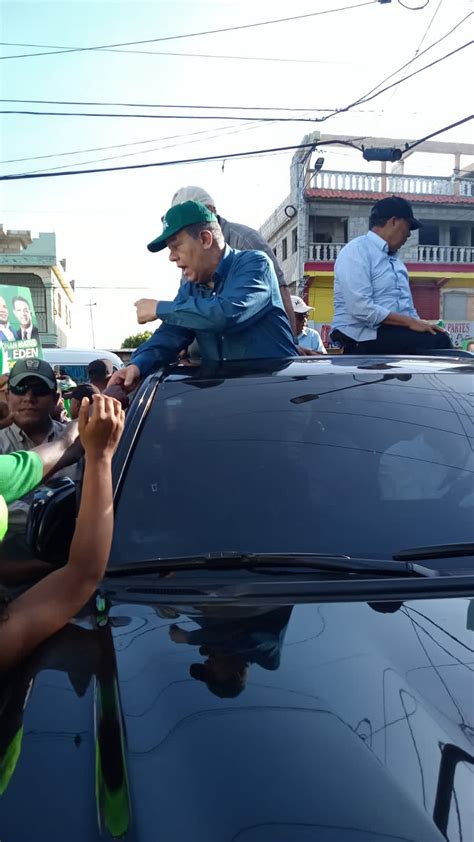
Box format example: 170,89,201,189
332,231,418,342
131,247,297,376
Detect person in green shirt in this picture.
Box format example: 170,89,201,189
0,393,124,672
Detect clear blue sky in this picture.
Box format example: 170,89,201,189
1,0,472,347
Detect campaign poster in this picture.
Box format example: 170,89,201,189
0,285,43,373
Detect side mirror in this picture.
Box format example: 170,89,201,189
26,477,77,566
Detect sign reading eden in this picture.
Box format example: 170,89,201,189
0,285,43,373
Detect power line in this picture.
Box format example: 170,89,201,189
398,0,430,9
328,40,472,117
382,0,443,107
1,115,471,183
417,0,443,52
403,114,473,152
0,139,362,182
338,11,471,109
0,45,354,67
0,109,326,123
3,40,469,128
0,1,377,61
0,98,345,112
10,118,278,175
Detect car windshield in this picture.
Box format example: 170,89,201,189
110,369,474,566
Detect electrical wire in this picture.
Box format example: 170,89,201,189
0,126,235,165
2,112,471,183
0,139,362,182
337,11,471,109
0,109,327,123
382,0,443,107
0,45,354,67
398,0,430,9
2,41,470,129
9,118,278,175
403,114,473,152
328,40,472,116
416,0,443,53
0,1,377,61
0,98,346,112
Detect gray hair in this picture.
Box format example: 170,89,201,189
184,221,225,248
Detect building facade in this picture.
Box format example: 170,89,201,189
260,135,474,347
0,227,74,348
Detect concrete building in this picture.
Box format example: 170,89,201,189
260,133,474,346
0,227,74,347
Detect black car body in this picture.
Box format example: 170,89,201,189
1,355,473,842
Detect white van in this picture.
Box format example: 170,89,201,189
42,348,123,385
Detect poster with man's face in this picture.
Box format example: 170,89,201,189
0,286,43,373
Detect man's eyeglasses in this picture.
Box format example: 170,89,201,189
9,382,54,397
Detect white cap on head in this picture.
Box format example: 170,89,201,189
291,295,314,314
171,186,216,208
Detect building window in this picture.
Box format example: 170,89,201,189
292,228,298,253
57,293,62,318
282,237,288,261
443,292,469,321
418,222,439,246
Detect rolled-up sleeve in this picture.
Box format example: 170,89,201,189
335,242,390,328
157,252,273,333
131,323,194,378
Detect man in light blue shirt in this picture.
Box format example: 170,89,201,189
109,201,297,392
331,196,452,354
291,295,326,354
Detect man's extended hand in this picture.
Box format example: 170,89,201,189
135,298,159,324
297,347,325,357
78,394,124,461
108,364,141,394
408,318,445,335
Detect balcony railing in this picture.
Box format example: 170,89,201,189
416,245,474,263
306,243,474,264
310,170,474,198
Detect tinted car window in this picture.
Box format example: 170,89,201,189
111,371,474,564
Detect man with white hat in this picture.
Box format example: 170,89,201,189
291,295,326,354
171,186,297,337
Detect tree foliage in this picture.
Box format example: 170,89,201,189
121,331,152,349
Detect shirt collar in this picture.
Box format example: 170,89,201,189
213,245,234,282
297,327,308,338
367,230,391,254
10,418,57,446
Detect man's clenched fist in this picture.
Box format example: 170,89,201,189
135,299,159,325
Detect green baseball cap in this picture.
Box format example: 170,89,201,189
147,201,218,252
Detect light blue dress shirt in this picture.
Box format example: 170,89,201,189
297,327,326,353
332,230,418,342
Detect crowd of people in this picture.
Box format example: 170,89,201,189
0,187,456,671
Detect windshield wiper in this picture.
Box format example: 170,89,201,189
394,543,474,561
107,552,437,578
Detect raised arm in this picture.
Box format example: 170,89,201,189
0,395,124,671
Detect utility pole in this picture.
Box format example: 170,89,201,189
86,299,97,348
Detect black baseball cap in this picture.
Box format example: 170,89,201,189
88,359,113,380
9,358,57,390
370,196,421,230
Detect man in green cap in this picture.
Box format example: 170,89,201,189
110,201,297,393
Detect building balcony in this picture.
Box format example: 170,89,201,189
306,243,474,264
310,170,474,199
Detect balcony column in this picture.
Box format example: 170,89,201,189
453,152,461,196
